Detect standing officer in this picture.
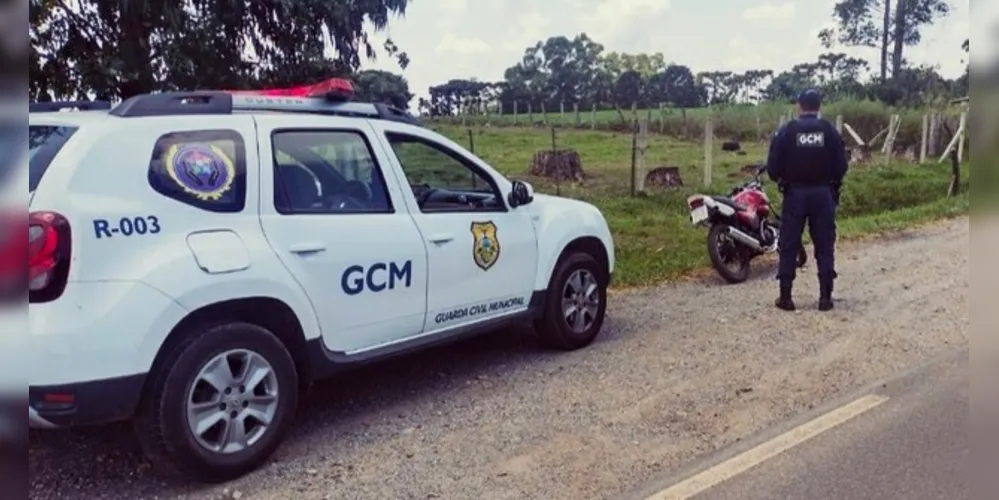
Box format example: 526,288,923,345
766,89,848,311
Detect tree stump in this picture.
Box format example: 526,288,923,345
528,149,585,181
722,140,741,152
644,166,683,188
849,146,871,164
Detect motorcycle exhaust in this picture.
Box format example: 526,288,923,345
725,226,763,251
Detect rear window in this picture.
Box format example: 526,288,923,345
27,125,78,191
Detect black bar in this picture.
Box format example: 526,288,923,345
109,92,234,117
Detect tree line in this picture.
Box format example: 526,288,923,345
421,0,968,117
29,0,968,116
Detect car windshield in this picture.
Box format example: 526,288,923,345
25,124,78,192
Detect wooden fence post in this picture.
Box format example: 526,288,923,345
636,120,648,193
559,101,565,123
591,104,596,129
527,102,533,124
920,114,929,163
957,111,967,163
630,122,638,196
658,103,665,134
541,102,548,124
928,113,940,157
835,115,844,134
513,101,518,125
574,103,580,127
704,119,714,187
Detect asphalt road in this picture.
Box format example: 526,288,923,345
633,348,969,500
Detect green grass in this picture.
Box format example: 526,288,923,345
429,98,967,149
430,124,970,287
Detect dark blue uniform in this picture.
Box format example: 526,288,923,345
766,110,848,310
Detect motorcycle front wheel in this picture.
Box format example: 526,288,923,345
707,224,752,284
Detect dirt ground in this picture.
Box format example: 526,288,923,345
28,217,970,500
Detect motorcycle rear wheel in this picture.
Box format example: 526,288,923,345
707,224,752,284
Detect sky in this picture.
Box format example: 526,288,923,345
347,0,974,106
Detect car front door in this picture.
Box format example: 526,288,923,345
256,115,429,354
371,124,539,333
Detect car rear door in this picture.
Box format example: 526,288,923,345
254,114,430,354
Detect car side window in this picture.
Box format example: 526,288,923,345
271,129,393,214
147,129,247,212
384,132,504,213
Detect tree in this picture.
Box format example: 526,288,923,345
818,0,952,80
352,70,413,109
612,70,644,120
499,33,606,111
600,51,667,79
696,71,739,105
30,0,411,101
645,64,704,108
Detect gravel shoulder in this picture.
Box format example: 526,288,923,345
29,217,969,500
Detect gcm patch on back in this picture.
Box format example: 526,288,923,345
796,132,825,147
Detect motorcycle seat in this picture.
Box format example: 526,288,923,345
711,196,747,211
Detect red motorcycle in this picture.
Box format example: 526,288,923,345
686,164,807,283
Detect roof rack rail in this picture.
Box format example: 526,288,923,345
109,92,420,126
30,101,112,112
108,78,421,126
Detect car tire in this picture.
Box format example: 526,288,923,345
534,252,608,350
133,321,299,482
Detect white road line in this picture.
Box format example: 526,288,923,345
645,394,890,500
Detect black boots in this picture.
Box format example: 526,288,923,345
775,280,796,311
775,280,834,311
818,280,834,311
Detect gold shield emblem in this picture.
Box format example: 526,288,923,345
471,221,500,270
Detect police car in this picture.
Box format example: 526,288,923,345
27,79,615,481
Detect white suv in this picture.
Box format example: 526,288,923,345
27,80,615,482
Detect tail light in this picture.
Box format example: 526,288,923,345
688,197,704,209
28,211,71,302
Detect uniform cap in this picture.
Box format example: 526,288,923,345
797,89,822,110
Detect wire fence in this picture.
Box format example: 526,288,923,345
431,108,967,200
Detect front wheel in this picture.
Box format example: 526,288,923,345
708,223,752,284
534,252,608,350
133,322,299,482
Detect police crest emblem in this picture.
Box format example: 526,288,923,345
163,143,235,201
471,221,500,271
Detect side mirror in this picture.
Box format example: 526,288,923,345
508,180,534,208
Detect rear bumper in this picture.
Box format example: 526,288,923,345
28,406,56,429
28,373,146,428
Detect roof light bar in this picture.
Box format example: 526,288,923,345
226,78,355,101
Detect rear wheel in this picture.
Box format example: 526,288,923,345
133,322,299,482
534,252,608,350
707,223,751,284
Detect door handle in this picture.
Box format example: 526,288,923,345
289,242,326,254
428,234,454,244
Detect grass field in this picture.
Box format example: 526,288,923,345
429,99,968,151
429,124,970,287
